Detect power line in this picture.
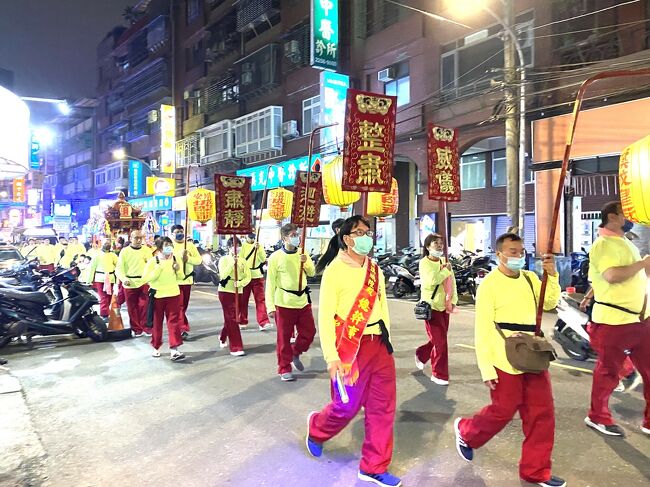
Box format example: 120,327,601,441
532,0,641,31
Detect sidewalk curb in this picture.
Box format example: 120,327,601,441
0,368,49,486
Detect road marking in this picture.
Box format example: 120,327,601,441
195,291,217,297
454,343,594,374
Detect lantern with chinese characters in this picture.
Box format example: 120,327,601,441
268,188,293,221
619,134,650,225
367,178,399,217
187,188,216,223
323,155,360,208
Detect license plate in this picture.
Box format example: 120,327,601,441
414,279,420,286
389,277,397,283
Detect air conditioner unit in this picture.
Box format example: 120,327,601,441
282,120,299,139
149,159,159,169
241,71,253,86
147,109,158,123
284,40,300,58
183,90,190,100
377,67,395,82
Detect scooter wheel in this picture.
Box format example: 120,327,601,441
561,343,589,361
84,314,108,342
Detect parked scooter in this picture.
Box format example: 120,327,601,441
0,266,107,348
194,249,220,285
570,247,590,293
553,292,596,361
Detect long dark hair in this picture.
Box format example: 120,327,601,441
316,215,371,272
422,233,443,257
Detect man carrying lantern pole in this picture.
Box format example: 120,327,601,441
171,224,201,340
240,233,271,331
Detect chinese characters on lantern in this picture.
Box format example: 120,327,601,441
187,188,216,223
291,171,323,227
214,174,252,234
427,124,461,202
342,89,396,193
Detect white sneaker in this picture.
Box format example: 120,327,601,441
239,324,248,330
431,375,449,386
170,349,186,362
415,356,425,371
143,331,152,337
259,323,274,331
132,331,143,338
627,372,643,392
151,349,161,357
641,426,650,435
230,350,246,357
219,339,228,349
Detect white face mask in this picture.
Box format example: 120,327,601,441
428,246,443,258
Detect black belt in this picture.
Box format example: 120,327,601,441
251,262,265,271
96,271,115,275
126,275,142,279
495,323,536,332
219,276,231,287
366,319,393,354
281,286,311,304
594,300,642,317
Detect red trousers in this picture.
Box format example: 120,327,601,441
588,320,650,429
218,291,244,353
309,336,396,474
275,305,315,374
459,368,555,483
124,285,149,334
240,278,270,326
179,284,191,332
117,282,126,306
415,310,450,380
587,323,635,379
151,295,183,350
93,282,111,318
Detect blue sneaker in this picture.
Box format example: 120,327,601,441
305,411,322,458
357,470,402,487
533,475,566,487
454,417,474,462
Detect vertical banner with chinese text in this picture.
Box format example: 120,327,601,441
291,171,323,227
427,124,461,202
160,104,176,174
342,89,396,193
13,178,25,203
214,174,252,234
310,0,339,70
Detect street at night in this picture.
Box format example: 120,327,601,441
2,289,648,487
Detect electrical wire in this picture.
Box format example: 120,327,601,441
532,0,641,31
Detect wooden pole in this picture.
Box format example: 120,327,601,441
183,164,191,275
440,201,449,259
252,164,276,265
233,234,240,323
535,69,650,334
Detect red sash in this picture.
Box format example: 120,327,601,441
334,260,380,385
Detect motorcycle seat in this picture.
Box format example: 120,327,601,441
0,288,50,304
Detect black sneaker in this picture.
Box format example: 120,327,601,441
292,355,305,371
535,475,566,487
584,417,625,437
454,418,474,462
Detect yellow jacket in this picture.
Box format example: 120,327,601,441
21,244,37,259
116,246,152,289
318,253,390,364
240,241,266,279
474,269,560,381
143,255,181,298
36,244,59,265
589,235,648,325
59,243,87,268
173,240,202,285
88,251,118,284
217,254,252,293
419,257,458,311
265,248,315,311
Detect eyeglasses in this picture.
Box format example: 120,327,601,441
350,230,374,237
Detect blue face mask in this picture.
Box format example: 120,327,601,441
174,233,184,241
288,236,301,248
162,246,174,256
622,220,634,233
351,235,373,256
504,256,526,271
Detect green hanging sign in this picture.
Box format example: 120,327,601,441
310,0,339,71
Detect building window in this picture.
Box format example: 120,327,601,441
186,0,201,24
302,96,320,135
492,149,533,187
186,40,204,71
461,153,486,190
233,106,283,157
383,62,410,107
95,172,106,186
365,0,410,36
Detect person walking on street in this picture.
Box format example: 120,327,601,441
171,225,201,340
454,232,565,487
143,237,185,362
306,216,401,487
88,241,118,319
22,238,37,259
415,233,457,385
266,223,316,382
116,230,152,338
217,237,251,356
36,238,58,272
239,233,272,331
59,236,86,268
584,201,650,437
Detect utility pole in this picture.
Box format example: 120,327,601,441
503,0,519,233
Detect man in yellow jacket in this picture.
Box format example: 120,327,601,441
239,233,271,331
266,223,316,381
585,201,650,438
36,239,59,272
116,230,152,337
454,232,565,487
88,241,118,319
171,224,201,339
59,236,87,268
21,239,37,259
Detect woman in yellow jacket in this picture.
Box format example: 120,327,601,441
143,237,185,361
415,233,458,385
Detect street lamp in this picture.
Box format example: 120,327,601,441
450,0,527,239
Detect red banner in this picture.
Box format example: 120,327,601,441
214,174,252,234
342,89,397,193
427,124,461,202
291,171,323,228
12,178,25,203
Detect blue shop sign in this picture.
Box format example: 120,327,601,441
236,154,321,192
129,195,172,212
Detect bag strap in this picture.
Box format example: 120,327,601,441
431,284,440,300
594,300,644,320
245,246,256,261
521,271,541,335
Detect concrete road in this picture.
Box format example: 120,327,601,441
1,285,649,487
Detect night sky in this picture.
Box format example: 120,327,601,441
0,0,133,99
